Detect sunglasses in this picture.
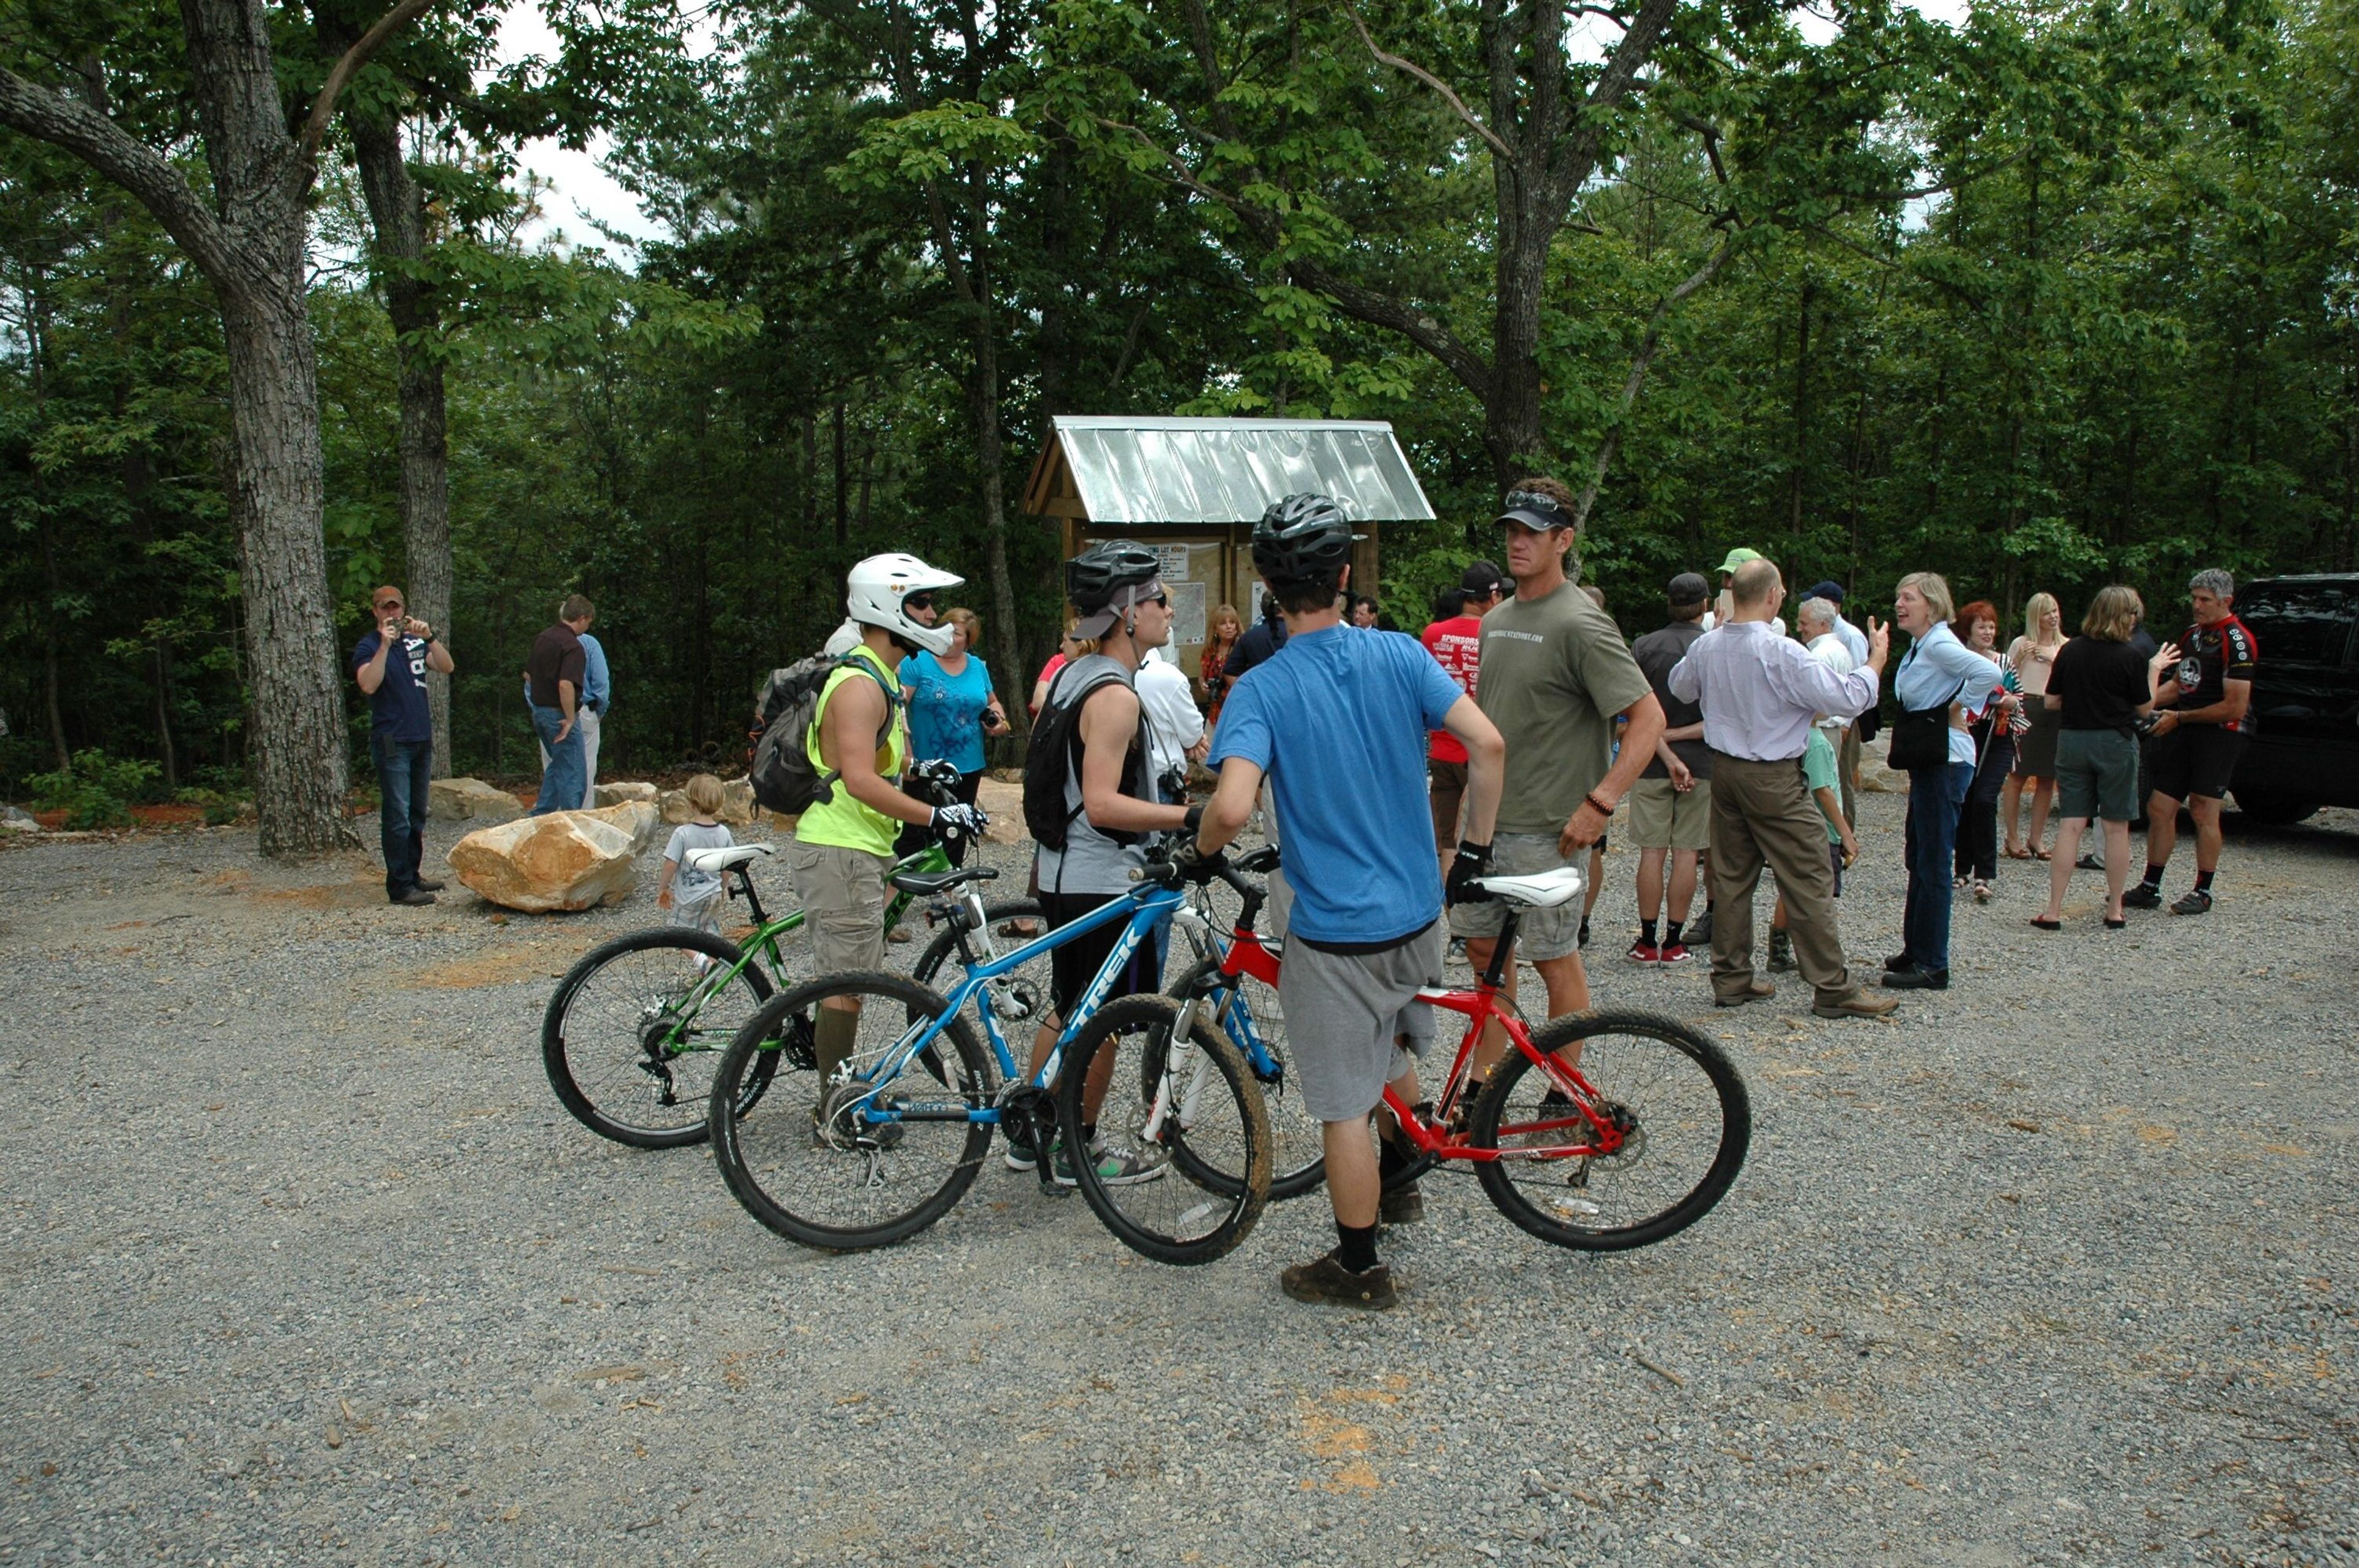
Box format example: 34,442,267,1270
1499,490,1572,528
1138,591,1169,608
903,593,936,612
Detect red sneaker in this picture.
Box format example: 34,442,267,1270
1626,938,1661,964
1657,941,1692,964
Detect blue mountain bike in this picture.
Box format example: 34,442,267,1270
705,854,1272,1265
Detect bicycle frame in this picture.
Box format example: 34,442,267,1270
837,876,1187,1129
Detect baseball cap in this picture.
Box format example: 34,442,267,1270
1716,547,1763,574
1805,580,1845,603
1497,488,1576,532
1460,560,1506,596
1667,572,1710,607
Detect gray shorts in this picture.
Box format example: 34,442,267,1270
784,838,890,975
1277,920,1446,1123
1446,832,1583,961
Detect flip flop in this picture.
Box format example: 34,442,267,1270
2029,916,2061,930
2032,848,2052,861
2004,847,2033,861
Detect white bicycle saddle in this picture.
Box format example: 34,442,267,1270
684,843,774,875
1475,864,1586,908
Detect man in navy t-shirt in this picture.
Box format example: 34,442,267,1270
353,585,455,904
1189,494,1504,1311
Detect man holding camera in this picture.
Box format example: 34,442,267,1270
353,585,455,905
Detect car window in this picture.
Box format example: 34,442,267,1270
2236,586,2354,668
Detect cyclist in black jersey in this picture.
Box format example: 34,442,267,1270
2125,569,2256,916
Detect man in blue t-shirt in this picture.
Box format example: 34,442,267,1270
1187,494,1504,1311
353,584,455,905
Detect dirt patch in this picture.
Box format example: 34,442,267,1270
410,939,593,989
251,875,390,911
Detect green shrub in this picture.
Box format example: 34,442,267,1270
174,786,251,826
26,749,162,830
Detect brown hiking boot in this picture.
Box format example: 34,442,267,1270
1813,989,1899,1020
1713,978,1775,1008
1280,1250,1398,1310
1378,1182,1425,1226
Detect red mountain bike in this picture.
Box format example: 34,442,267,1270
1164,855,1751,1250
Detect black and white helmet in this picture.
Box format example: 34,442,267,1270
1251,493,1361,584
1066,540,1165,637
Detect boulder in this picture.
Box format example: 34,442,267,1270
1,804,39,833
445,806,649,913
429,776,525,822
1858,732,1910,795
974,775,1025,846
593,781,657,807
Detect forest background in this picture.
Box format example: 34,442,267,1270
4,0,2354,825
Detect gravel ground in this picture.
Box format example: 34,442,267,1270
2,793,2355,1567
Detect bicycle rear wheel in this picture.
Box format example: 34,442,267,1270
1058,995,1270,1265
542,927,778,1148
1170,958,1326,1200
1467,1008,1750,1250
708,971,995,1251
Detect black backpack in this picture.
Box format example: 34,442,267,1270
1022,661,1149,851
748,655,898,816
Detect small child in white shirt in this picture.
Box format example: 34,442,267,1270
657,774,734,935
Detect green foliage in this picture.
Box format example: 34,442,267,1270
27,749,160,829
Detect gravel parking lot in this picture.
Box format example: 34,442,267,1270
2,794,2354,1567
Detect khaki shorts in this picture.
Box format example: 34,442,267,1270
1627,776,1712,852
784,838,891,975
1427,757,1468,854
1447,832,1584,962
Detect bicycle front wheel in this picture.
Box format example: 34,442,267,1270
1171,958,1326,1201
1059,995,1270,1266
542,927,777,1148
708,971,994,1252
1468,1008,1750,1250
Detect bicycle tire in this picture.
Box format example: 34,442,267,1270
1169,958,1328,1201
1468,1008,1750,1251
708,970,993,1252
542,927,778,1148
1057,994,1271,1266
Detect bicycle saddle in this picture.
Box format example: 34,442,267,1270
684,843,775,875
888,865,1000,897
1475,864,1586,908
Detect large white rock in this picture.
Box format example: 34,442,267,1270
1858,732,1910,795
593,781,658,807
974,776,1024,846
0,804,38,834
428,776,525,822
445,801,656,913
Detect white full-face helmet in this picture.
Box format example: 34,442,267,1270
845,552,963,658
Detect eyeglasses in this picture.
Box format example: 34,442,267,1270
903,592,935,612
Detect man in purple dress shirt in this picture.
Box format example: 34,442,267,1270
1668,559,1898,1019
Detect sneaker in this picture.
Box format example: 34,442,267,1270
1280,1250,1398,1310
1003,1130,1039,1172
412,875,446,892
1767,932,1794,972
1626,938,1662,965
2169,888,2212,916
2076,851,2105,871
1377,1183,1425,1225
1053,1139,1165,1187
1686,908,1714,946
390,887,435,906
1657,941,1691,964
2121,883,2163,910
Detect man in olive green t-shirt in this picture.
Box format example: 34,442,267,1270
1450,477,1664,1057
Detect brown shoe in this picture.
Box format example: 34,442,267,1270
1280,1250,1398,1310
413,875,447,892
1713,978,1775,1008
1813,989,1899,1020
1377,1183,1425,1227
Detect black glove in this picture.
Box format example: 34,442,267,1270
1445,840,1494,906
1182,803,1204,837
931,802,987,841
1170,833,1219,882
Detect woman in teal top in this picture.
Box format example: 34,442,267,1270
896,609,1010,867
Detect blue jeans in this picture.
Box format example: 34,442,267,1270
1900,760,1973,972
370,731,434,897
531,706,586,816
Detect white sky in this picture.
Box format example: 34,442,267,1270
495,0,1976,255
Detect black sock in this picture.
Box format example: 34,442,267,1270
1336,1221,1379,1274
1081,1123,1097,1147
2194,869,2215,894
1664,919,1683,945
1378,1133,1410,1185
2141,863,2166,888
1640,917,1659,945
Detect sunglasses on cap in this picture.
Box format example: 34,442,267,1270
1498,489,1573,528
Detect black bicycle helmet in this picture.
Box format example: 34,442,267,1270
1251,493,1361,583
1065,539,1163,611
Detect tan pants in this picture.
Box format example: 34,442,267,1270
1837,722,1861,833
1707,753,1859,1004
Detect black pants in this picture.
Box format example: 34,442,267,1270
1955,723,2016,881
1039,890,1162,1019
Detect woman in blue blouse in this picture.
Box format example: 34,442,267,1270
901,607,1007,802
1885,572,2005,991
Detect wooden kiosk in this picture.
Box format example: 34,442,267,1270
1020,415,1437,676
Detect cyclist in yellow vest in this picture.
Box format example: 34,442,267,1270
790,553,985,1102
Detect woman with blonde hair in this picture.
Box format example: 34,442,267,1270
2001,591,2067,859
2032,587,2178,930
1199,603,1242,730
1884,571,2005,991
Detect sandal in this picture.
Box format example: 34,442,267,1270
2029,916,2061,930
1973,879,1993,903
2032,848,2052,861
2004,846,2033,861
2103,915,2126,930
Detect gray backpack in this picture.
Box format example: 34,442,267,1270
748,656,896,815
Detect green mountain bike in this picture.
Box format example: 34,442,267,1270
541,763,1035,1148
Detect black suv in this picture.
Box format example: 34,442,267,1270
2224,574,2359,824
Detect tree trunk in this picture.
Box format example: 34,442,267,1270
348,110,454,776
219,278,357,853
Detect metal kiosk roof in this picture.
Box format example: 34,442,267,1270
1020,415,1436,525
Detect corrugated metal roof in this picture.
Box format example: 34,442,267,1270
1047,416,1434,525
